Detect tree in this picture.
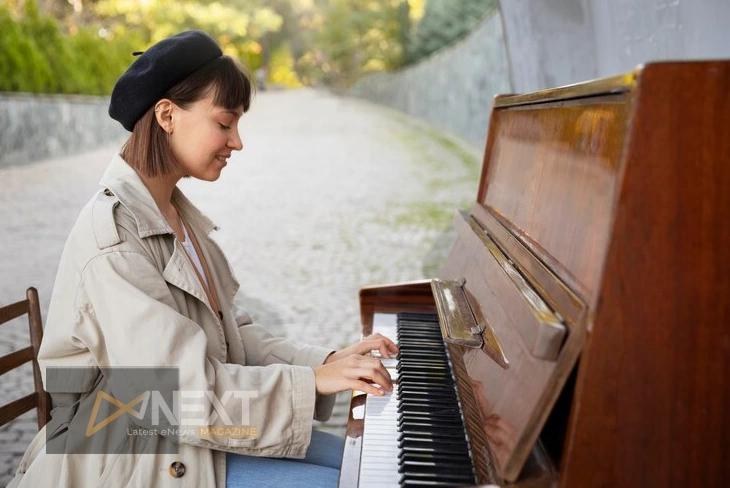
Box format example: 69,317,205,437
406,0,497,64
316,0,407,87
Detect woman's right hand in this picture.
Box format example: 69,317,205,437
313,354,393,396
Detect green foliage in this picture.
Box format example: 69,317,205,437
0,0,497,94
315,0,406,88
0,0,141,94
0,3,52,92
405,0,497,64
269,43,302,88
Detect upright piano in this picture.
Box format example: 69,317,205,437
338,61,730,487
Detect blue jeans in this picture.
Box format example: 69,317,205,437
226,430,344,487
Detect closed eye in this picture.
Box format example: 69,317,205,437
219,123,231,130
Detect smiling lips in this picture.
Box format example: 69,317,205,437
215,154,230,164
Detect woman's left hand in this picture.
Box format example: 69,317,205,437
324,333,399,364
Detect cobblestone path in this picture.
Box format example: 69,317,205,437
0,89,481,485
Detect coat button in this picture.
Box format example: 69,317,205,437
169,461,186,478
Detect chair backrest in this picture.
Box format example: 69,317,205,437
0,287,51,429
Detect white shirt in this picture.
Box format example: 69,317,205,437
180,223,209,288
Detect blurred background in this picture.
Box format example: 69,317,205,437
0,0,496,94
1,0,730,485
2,0,730,166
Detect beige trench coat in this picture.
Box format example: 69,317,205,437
9,155,336,488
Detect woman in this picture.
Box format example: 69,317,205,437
9,30,397,488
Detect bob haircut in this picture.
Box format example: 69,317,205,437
121,55,254,178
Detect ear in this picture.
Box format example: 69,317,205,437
154,99,175,134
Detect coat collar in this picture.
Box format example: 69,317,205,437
99,154,218,238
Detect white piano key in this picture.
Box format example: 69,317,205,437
359,320,401,488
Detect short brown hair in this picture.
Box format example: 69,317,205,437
120,55,254,178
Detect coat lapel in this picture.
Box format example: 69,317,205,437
99,155,236,363
162,242,210,308
163,243,228,362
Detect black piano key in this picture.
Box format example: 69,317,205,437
398,390,457,399
399,436,471,448
398,402,460,411
397,390,455,398
397,362,449,370
397,375,452,382
398,337,442,341
398,418,466,430
398,412,466,424
401,480,470,487
397,401,460,409
400,472,477,486
398,384,452,391
398,451,471,465
398,428,467,439
399,445,470,456
400,468,476,479
398,408,462,418
399,459,475,473
398,312,440,320
397,420,463,430
397,375,452,384
397,354,448,362
398,432,468,444
398,451,473,464
398,384,455,392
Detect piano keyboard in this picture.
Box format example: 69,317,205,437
358,312,478,487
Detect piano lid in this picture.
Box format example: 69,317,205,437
476,74,638,306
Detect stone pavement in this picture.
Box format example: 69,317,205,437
0,88,481,485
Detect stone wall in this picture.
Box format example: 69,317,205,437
494,0,730,92
351,0,730,145
350,11,512,150
591,0,730,79
0,93,125,168
499,0,596,93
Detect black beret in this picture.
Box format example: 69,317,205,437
109,30,223,131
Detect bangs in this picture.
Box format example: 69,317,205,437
166,55,254,113
209,56,254,112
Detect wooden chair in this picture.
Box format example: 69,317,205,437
0,287,51,429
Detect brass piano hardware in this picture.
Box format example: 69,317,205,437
431,279,509,369
494,70,637,108
468,217,567,361
464,287,509,370
431,279,483,347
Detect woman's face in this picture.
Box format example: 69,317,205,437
168,91,243,181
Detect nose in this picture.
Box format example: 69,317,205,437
229,124,243,151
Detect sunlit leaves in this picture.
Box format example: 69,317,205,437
1,0,496,93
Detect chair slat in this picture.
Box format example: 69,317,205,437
0,393,37,428
0,347,33,376
0,288,52,430
25,287,51,428
0,299,30,325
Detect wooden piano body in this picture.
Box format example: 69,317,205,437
339,61,730,487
